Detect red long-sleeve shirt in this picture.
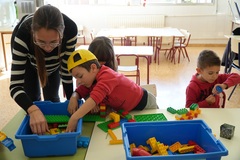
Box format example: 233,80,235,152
186,73,240,108
75,65,144,111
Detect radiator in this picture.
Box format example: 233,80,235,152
108,15,165,45
108,15,165,28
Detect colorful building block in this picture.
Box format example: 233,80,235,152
169,141,182,153
134,113,167,122
45,115,69,123
0,132,16,151
167,107,177,114
77,136,90,148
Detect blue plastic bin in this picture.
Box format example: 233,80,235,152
15,100,83,157
121,120,228,160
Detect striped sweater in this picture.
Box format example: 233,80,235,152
9,14,77,112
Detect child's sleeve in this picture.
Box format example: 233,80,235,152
220,73,240,88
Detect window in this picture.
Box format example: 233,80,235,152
45,0,214,5
147,0,214,4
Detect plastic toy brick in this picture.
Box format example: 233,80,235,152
176,108,188,115
169,141,182,153
108,122,120,129
189,103,199,110
99,103,107,118
108,129,117,140
194,144,206,153
134,113,167,122
45,115,69,123
220,123,235,139
146,137,158,153
109,112,120,122
49,128,61,135
178,145,194,154
131,148,151,156
83,114,106,122
77,136,90,148
128,119,136,122
138,145,150,152
156,142,168,155
130,143,136,154
109,139,123,145
97,120,119,132
167,107,177,114
0,131,16,151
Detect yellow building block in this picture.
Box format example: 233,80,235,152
156,142,168,155
178,145,194,154
146,137,158,153
169,141,182,152
109,139,123,145
109,112,120,122
108,129,117,140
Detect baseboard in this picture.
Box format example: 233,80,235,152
188,44,226,47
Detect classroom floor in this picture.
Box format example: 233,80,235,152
1,45,240,130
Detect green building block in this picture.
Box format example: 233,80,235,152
45,115,69,123
134,113,167,122
176,108,188,115
167,107,177,114
83,114,106,122
189,103,199,110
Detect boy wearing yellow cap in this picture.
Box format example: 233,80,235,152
66,49,158,132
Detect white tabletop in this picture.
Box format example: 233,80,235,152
85,108,240,160
96,27,184,38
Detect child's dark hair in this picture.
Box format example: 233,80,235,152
88,36,117,71
79,59,101,72
197,50,221,69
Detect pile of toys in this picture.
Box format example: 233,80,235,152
167,103,201,120
129,137,206,157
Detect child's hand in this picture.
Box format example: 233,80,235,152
205,94,216,105
66,114,78,132
90,105,100,114
212,84,227,95
68,97,79,115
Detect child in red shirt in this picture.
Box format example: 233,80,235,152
66,49,158,132
186,50,240,108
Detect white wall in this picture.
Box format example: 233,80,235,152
50,0,233,45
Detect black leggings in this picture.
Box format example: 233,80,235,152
23,58,60,102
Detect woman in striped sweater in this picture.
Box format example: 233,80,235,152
9,5,77,134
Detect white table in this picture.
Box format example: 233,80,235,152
96,27,185,46
85,108,240,160
77,45,153,84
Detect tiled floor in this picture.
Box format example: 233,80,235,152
1,46,240,130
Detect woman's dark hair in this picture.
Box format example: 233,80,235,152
32,5,65,87
88,36,117,71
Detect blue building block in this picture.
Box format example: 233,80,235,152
0,132,16,151
77,136,90,148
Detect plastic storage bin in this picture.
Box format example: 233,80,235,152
15,100,83,157
121,120,228,160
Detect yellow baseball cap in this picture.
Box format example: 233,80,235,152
67,49,97,72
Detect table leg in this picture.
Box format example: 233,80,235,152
1,33,8,71
139,55,150,84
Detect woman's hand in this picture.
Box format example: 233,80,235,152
28,105,49,135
